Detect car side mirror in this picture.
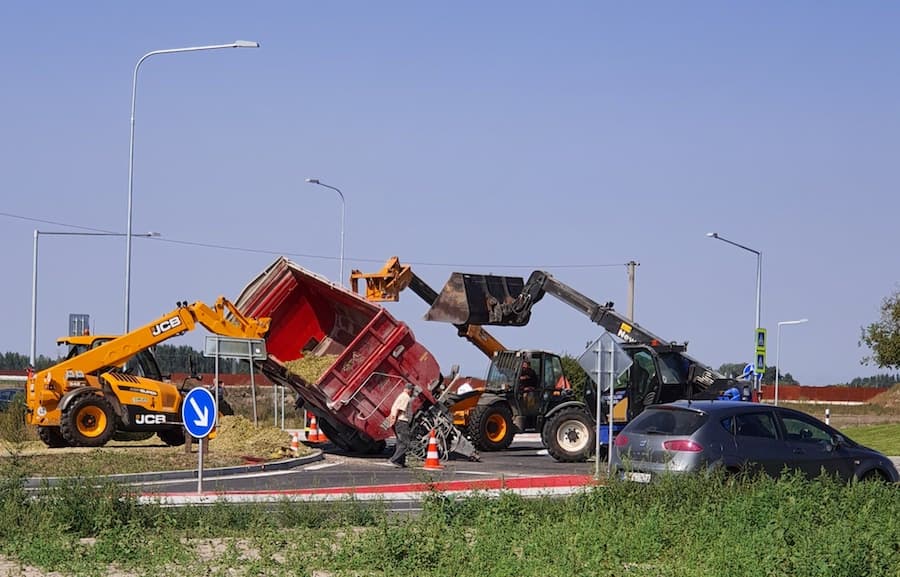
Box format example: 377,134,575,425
831,434,846,449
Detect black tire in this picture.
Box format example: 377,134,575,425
60,394,116,447
38,426,69,448
859,469,890,483
157,427,187,447
468,403,515,451
352,439,387,455
316,418,352,451
544,407,595,462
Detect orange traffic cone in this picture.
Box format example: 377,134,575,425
308,415,322,443
290,431,300,455
423,429,443,471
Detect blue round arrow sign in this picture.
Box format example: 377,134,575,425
182,387,216,439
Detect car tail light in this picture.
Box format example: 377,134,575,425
663,439,703,452
614,434,629,447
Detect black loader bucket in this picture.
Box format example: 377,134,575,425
424,273,528,326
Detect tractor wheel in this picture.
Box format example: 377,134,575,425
60,394,116,447
468,403,515,451
544,407,594,462
157,427,187,447
38,426,69,448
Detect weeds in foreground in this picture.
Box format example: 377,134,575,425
0,466,898,576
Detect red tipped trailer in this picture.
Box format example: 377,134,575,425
235,257,473,458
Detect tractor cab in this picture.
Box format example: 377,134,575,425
484,350,572,423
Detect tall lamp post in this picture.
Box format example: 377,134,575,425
775,318,809,406
33,230,159,367
305,178,346,285
706,232,763,391
125,40,259,332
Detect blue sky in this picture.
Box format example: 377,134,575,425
1,2,897,384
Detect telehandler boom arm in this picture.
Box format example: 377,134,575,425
350,257,506,359
425,270,671,346
425,269,728,391
34,298,270,390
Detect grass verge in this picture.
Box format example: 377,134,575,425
0,469,897,577
843,422,900,456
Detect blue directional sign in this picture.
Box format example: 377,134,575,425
182,387,216,439
742,363,755,380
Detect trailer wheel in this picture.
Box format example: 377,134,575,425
38,426,69,448
545,407,594,462
157,428,187,447
60,394,116,447
468,403,515,451
316,418,352,451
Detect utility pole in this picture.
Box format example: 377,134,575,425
626,261,640,322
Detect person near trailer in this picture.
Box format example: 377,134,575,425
388,382,415,468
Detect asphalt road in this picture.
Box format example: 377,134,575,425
136,434,594,496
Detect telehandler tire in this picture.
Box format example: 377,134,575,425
468,403,515,451
60,394,116,447
544,407,594,462
38,426,69,448
157,428,187,447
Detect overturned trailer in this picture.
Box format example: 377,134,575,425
234,257,474,459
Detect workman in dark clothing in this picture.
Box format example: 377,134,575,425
519,360,539,391
519,360,540,413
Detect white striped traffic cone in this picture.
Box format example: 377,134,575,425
423,429,442,470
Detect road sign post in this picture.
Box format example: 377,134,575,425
182,387,217,494
579,333,632,479
204,337,267,426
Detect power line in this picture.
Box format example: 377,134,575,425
1,211,632,270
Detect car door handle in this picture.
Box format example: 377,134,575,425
792,448,804,455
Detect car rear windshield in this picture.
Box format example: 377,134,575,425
627,408,707,435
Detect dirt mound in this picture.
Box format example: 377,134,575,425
869,384,900,408
213,415,294,459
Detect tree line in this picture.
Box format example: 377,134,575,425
0,345,248,374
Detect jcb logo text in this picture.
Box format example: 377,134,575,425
135,414,167,425
151,316,183,337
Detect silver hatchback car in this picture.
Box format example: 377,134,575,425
611,400,899,483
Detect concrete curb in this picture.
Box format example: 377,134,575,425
25,449,325,488
141,474,599,504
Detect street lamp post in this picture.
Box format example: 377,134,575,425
125,40,259,332
775,318,809,406
305,178,346,285
706,232,763,391
33,230,159,367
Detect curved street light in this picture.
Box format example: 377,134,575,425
305,178,346,285
125,40,260,331
706,232,763,391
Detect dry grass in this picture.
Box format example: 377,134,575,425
2,415,311,477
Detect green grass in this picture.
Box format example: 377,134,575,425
843,422,900,455
0,470,898,576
